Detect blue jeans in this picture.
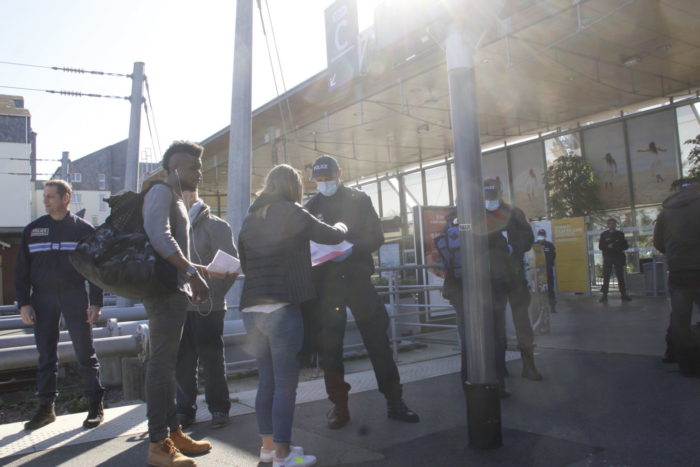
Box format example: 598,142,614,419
243,305,303,444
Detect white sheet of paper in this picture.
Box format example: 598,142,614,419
206,249,241,274
310,240,353,266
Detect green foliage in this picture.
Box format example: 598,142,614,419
545,155,602,218
671,135,700,191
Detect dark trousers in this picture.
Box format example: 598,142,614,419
448,283,507,384
509,280,535,351
668,282,700,371
175,310,230,417
143,291,189,443
31,288,104,404
601,255,627,294
316,269,401,403
546,266,557,309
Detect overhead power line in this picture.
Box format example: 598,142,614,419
144,77,162,157
0,60,130,78
0,85,129,100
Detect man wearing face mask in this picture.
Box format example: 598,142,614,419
305,155,419,430
483,178,542,383
598,218,631,303
535,229,557,313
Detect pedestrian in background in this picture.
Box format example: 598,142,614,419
535,228,557,313
598,218,632,303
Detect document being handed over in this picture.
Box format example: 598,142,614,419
206,249,241,275
310,240,354,267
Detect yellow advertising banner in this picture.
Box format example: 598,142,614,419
552,217,588,292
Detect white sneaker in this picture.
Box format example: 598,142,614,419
260,445,304,463
272,450,316,467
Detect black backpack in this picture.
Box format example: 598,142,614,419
435,216,463,278
69,182,178,299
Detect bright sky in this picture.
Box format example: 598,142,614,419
1,0,383,178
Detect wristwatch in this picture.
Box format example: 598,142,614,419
185,265,198,281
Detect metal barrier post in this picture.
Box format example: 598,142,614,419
388,271,399,361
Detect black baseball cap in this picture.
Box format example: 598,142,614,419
311,155,340,179
483,178,502,200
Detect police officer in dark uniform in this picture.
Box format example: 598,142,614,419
15,179,105,431
305,155,419,429
535,228,557,313
598,218,632,303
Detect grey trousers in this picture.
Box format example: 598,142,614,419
143,291,189,442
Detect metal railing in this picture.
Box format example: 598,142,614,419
0,266,459,375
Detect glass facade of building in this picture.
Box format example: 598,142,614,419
346,100,700,290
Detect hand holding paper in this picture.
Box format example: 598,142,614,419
310,240,354,266
206,249,241,278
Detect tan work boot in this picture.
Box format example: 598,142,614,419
147,438,196,467
170,428,212,455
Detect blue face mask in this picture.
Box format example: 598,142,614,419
317,180,338,197
485,200,500,211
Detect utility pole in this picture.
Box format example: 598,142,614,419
125,62,145,192
227,0,253,237
446,24,502,449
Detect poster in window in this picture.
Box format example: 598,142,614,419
583,122,631,209
481,150,511,203
627,109,680,205
509,141,546,218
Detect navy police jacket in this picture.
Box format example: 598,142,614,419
15,212,103,307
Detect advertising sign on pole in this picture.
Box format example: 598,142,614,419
325,0,359,92
552,217,589,292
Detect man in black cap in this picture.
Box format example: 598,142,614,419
305,155,419,429
535,228,557,313
483,178,542,383
598,218,632,303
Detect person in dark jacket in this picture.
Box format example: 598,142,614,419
176,189,239,429
598,218,632,302
15,179,105,431
653,182,700,377
535,228,557,313
238,163,347,467
305,155,420,430
443,178,542,396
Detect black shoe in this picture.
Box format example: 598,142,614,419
211,412,229,429
83,399,104,429
621,294,632,301
327,403,350,429
25,402,56,431
599,294,608,303
176,412,195,429
387,400,420,423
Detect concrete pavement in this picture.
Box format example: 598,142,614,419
1,294,699,466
